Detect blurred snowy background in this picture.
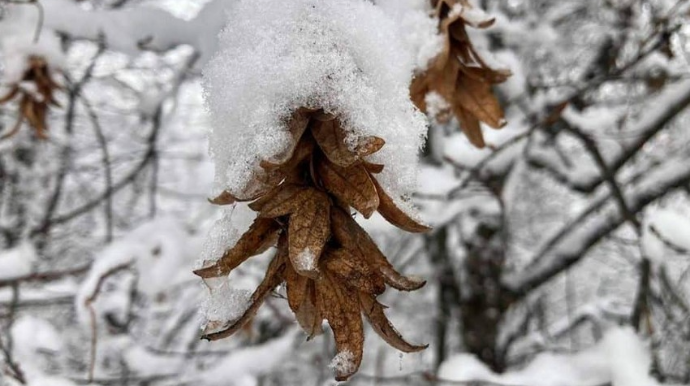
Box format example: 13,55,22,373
1,0,690,385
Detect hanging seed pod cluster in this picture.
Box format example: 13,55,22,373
411,0,511,148
0,56,61,140
196,108,430,380
200,0,430,381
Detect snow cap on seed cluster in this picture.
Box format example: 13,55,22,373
203,0,428,200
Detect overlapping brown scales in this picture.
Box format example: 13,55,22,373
330,208,426,291
287,189,330,278
0,56,62,140
317,158,379,219
323,248,385,296
197,107,430,381
202,234,289,340
316,272,364,382
359,292,428,353
194,217,279,278
410,0,511,148
370,177,431,233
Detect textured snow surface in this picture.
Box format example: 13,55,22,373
375,0,443,70
203,0,427,199
440,327,666,386
329,350,356,376
199,275,252,331
0,242,37,280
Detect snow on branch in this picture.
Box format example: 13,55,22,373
527,80,690,193
0,0,231,69
504,153,690,294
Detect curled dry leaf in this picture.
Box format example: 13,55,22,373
202,234,288,340
370,177,431,233
193,217,280,278
359,292,428,353
316,273,364,382
317,158,379,218
312,119,360,167
330,208,426,291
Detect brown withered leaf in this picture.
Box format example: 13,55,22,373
208,190,240,206
323,248,385,295
193,217,280,278
202,235,288,341
285,262,309,312
354,136,385,157
288,189,331,278
330,208,426,291
316,273,364,381
359,292,428,352
294,278,323,339
311,119,359,167
261,133,315,172
317,159,379,218
452,103,485,148
362,161,384,174
370,177,431,233
455,74,505,129
258,184,311,218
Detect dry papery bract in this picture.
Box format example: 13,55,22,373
196,107,430,381
0,56,62,140
411,0,511,148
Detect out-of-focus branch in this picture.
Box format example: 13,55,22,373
0,264,89,288
504,154,690,294
527,80,690,193
0,284,26,384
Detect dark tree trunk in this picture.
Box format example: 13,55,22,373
459,214,513,372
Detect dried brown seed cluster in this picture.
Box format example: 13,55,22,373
411,0,511,148
195,108,429,381
0,56,61,140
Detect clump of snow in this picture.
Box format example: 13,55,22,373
375,0,443,70
295,248,317,273
329,350,356,377
10,316,66,381
198,205,255,267
199,276,252,333
0,242,37,280
76,218,197,325
449,2,493,28
203,0,427,200
439,326,664,386
424,91,451,122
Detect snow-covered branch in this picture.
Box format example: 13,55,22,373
527,80,690,193
504,153,690,294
